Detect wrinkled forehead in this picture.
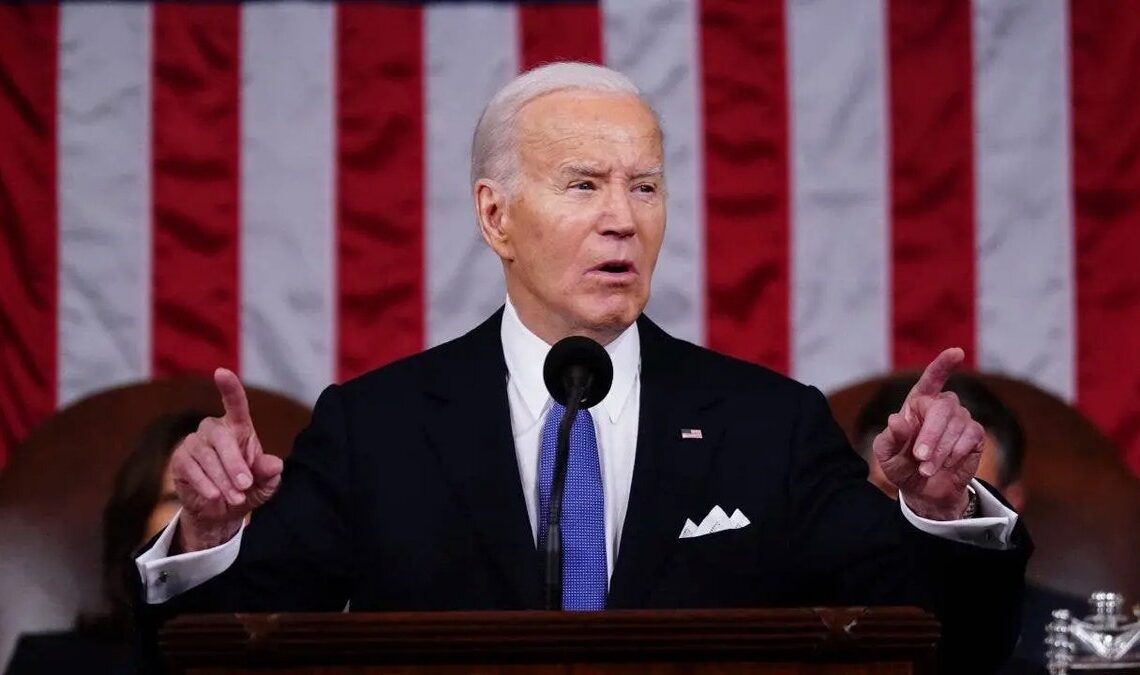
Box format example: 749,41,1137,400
515,90,664,171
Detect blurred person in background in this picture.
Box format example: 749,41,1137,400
854,374,1080,673
5,411,206,675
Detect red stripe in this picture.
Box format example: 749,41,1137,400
151,5,241,377
1070,2,1140,476
336,4,425,382
519,2,602,70
701,0,790,373
887,0,976,369
0,5,58,469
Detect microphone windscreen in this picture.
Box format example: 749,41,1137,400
543,336,613,408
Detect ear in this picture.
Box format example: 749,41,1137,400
475,179,514,261
1001,479,1026,512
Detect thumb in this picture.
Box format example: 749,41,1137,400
249,453,283,504
251,452,282,482
214,367,253,434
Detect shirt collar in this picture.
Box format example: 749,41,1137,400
501,297,640,426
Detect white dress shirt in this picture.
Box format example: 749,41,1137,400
500,299,640,583
136,298,1018,604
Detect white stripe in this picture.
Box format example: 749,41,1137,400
425,4,517,346
57,4,152,406
787,0,890,392
973,0,1074,401
602,0,704,345
240,2,335,406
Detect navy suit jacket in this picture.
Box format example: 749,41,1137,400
138,309,1031,672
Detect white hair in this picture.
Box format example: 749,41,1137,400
470,61,656,190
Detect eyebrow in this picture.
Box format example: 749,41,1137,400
558,164,664,180
560,163,608,178
631,166,664,180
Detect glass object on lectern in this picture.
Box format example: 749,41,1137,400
1046,591,1140,673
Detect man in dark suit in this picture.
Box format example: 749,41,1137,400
135,62,1030,673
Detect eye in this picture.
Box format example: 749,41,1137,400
570,180,596,191
634,183,658,194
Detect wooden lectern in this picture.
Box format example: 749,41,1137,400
159,607,938,674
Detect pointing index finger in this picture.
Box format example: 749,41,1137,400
907,348,965,402
214,367,252,429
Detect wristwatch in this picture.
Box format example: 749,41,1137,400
960,484,979,519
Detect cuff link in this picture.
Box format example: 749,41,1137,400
960,484,979,519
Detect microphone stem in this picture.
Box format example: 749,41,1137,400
544,374,587,610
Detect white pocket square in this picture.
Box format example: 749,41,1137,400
678,506,750,539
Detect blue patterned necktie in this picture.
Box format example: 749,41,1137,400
537,401,607,610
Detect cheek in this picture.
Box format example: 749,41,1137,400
975,442,1002,483
145,502,180,542
639,207,667,257
518,215,590,273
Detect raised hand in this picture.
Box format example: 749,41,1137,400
169,368,284,551
872,348,985,520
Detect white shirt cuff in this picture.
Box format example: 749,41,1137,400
898,479,1018,550
134,508,244,604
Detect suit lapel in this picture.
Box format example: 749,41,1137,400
422,309,544,609
607,317,726,608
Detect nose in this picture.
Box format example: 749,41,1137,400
598,187,637,238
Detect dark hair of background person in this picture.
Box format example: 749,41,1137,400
98,410,207,635
853,373,1026,487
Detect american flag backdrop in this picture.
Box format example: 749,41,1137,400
1,0,1139,476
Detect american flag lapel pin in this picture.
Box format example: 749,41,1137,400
680,428,703,440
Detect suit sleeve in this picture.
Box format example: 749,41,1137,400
133,384,357,630
786,385,1032,674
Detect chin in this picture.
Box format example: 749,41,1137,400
575,296,644,335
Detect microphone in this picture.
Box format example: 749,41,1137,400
541,336,613,610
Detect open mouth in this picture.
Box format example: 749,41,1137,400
589,260,638,284
592,260,636,275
